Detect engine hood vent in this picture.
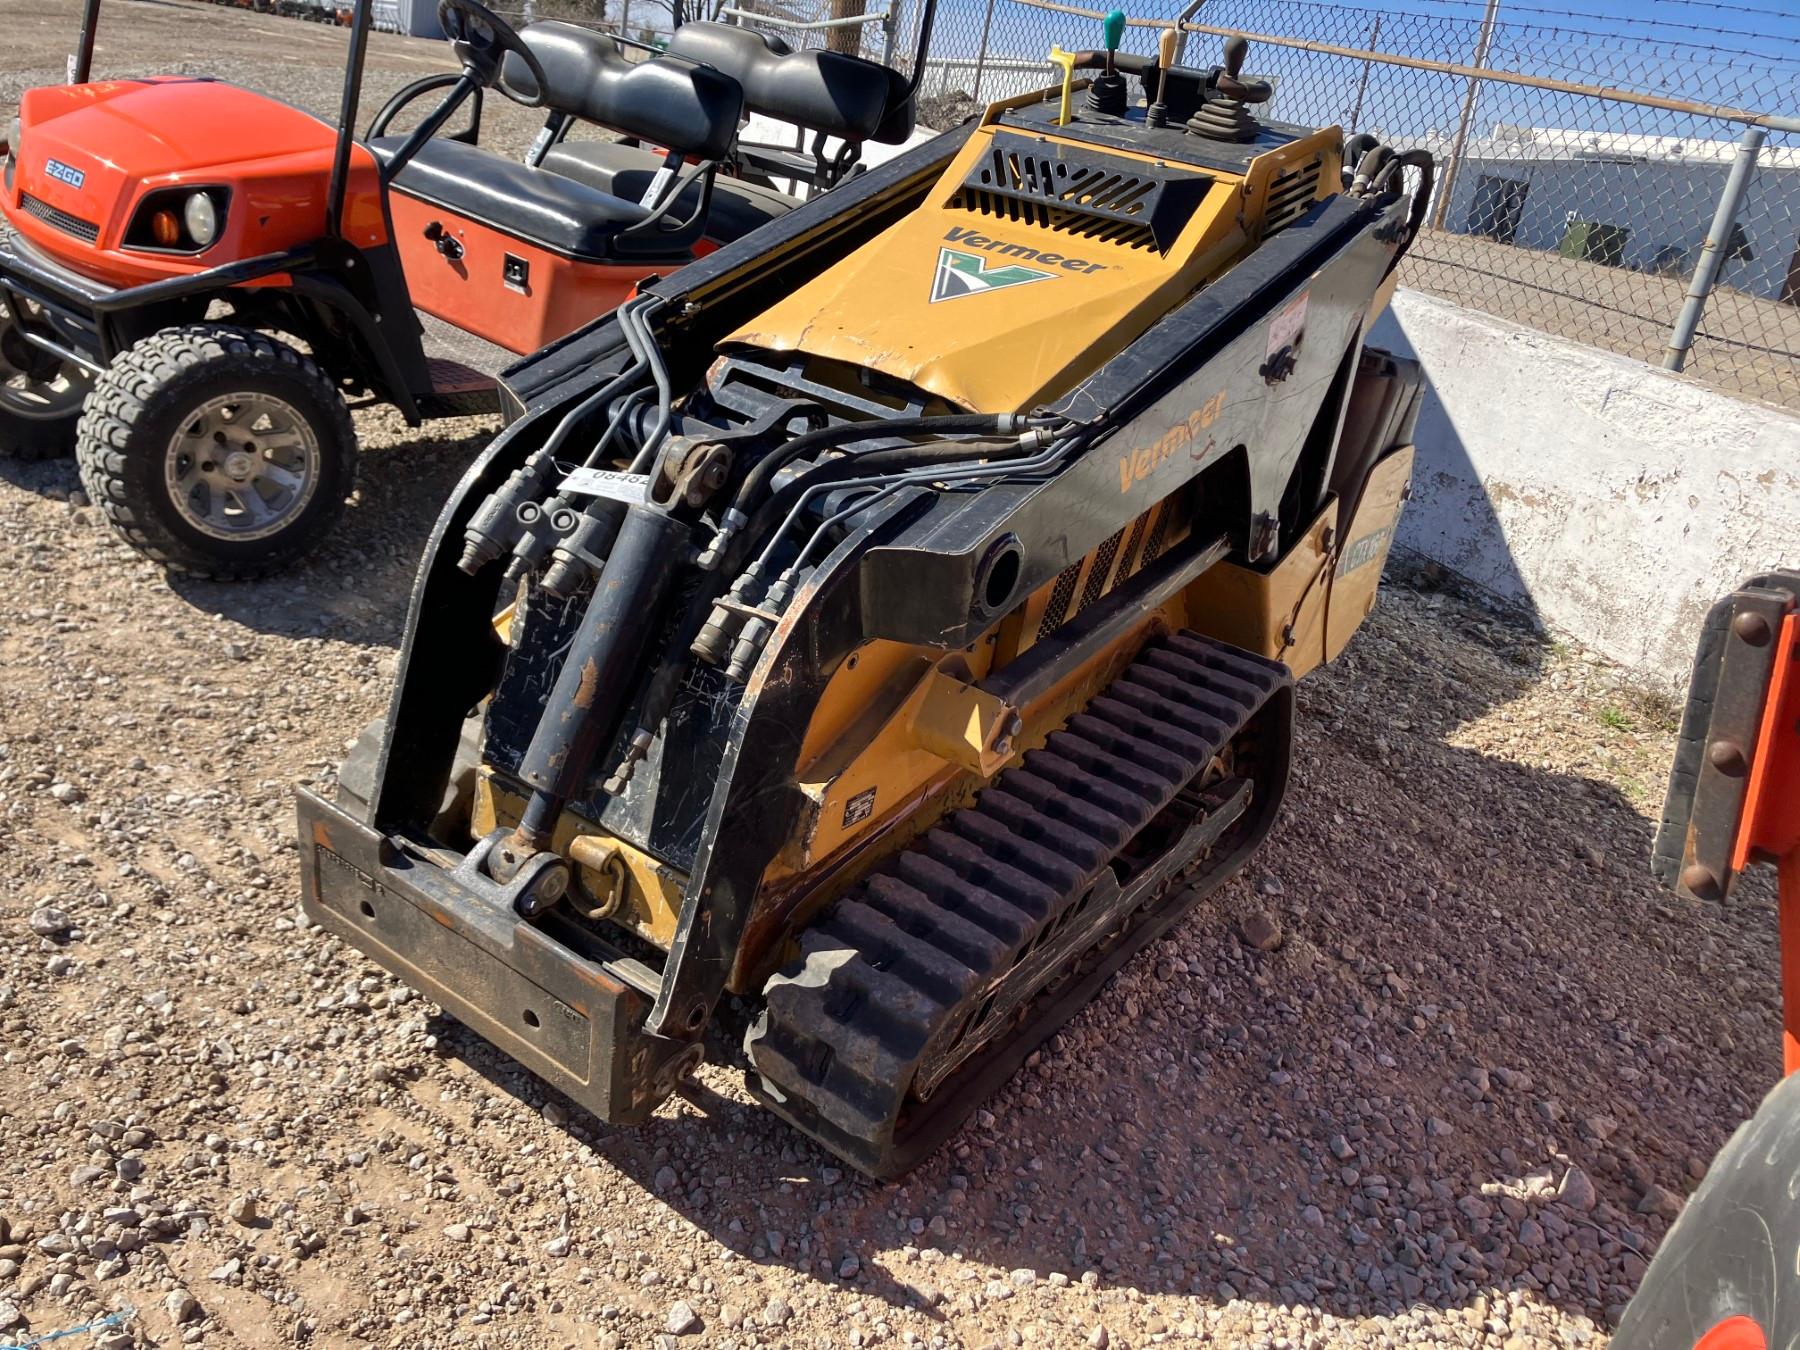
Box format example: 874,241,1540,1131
1263,158,1323,237
947,131,1213,255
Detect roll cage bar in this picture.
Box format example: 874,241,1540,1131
67,0,942,239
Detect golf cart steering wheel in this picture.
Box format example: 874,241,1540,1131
436,0,549,108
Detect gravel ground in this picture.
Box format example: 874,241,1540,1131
1,424,1782,1350
1,3,1788,1346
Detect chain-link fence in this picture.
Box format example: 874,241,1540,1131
915,0,1800,411
503,0,929,71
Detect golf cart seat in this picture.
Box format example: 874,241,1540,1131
371,23,745,260
541,139,799,244
369,138,655,259
662,21,917,146
541,21,916,221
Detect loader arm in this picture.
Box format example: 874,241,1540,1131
1653,569,1800,1072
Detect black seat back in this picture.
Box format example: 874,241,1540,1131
504,22,745,161
667,22,915,145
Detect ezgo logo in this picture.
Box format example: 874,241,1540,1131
44,158,86,190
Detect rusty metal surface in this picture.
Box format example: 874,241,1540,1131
1653,571,1800,902
296,787,691,1123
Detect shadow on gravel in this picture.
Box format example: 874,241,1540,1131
0,451,82,503
1370,306,1551,640
408,587,1749,1339
164,428,484,648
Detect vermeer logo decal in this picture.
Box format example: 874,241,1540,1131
1118,390,1227,493
931,247,1056,303
44,158,86,190
931,226,1109,302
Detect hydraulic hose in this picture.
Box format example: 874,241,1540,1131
622,298,673,473
727,413,1029,520
1387,148,1436,248
756,434,1052,578
696,431,1077,678
457,298,655,575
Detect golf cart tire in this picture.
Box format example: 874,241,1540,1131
0,405,81,461
76,324,357,579
0,310,86,461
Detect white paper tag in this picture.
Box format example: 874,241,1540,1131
558,467,650,502
1268,291,1309,357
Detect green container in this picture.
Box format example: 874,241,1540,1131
1559,220,1630,267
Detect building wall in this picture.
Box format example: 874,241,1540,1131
1438,154,1800,302
1368,290,1800,685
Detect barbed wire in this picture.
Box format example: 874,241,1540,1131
1341,0,1800,45
1173,0,1800,64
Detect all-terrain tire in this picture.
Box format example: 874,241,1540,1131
1612,1070,1800,1349
75,324,357,579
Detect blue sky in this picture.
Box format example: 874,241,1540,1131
927,0,1800,142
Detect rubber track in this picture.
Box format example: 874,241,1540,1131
745,630,1288,1172
75,324,356,579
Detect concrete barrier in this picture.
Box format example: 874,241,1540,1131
1368,290,1800,686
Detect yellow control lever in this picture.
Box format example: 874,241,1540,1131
1048,44,1079,126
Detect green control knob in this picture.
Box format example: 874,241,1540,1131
1102,9,1126,52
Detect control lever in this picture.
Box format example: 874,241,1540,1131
1145,26,1179,127
1188,33,1270,142
1215,34,1273,104
1086,10,1129,116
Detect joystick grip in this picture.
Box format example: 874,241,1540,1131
1215,34,1271,104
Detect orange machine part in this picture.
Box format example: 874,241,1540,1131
387,191,669,356
1693,1315,1769,1350
1783,850,1800,1078
1733,614,1800,1074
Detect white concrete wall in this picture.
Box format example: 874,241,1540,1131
1367,290,1800,686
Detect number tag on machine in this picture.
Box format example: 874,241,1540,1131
558,468,651,502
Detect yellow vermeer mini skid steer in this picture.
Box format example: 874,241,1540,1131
296,13,1433,1176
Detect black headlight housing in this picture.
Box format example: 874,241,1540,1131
124,185,231,253
3,116,18,195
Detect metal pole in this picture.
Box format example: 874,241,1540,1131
1663,126,1765,372
1431,0,1499,231
619,0,631,36
71,0,103,83
326,0,375,238
1347,12,1379,134
1170,0,1205,68
970,0,998,103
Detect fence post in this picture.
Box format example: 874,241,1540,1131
1171,0,1206,69
1431,0,1500,231
1663,126,1765,373
1346,13,1380,133
970,0,999,102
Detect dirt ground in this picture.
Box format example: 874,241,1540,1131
1404,230,1800,415
0,3,1788,1348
